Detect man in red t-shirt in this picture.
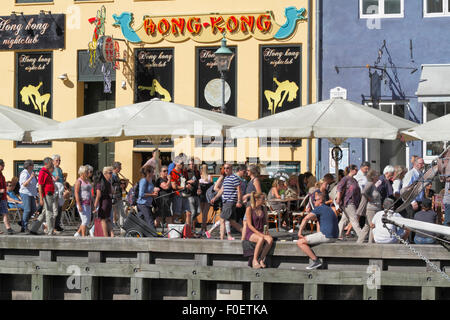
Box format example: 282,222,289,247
170,157,192,226
30,157,59,235
0,160,14,234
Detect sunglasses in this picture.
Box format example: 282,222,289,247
162,170,168,172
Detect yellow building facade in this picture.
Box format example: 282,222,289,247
0,0,316,184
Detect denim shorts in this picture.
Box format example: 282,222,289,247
172,196,190,215
0,200,8,215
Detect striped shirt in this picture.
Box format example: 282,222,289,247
222,174,241,203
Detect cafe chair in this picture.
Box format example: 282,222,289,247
8,206,22,224
266,201,280,232
291,211,305,231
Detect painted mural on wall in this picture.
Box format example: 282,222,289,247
16,52,52,147
0,14,65,50
112,6,307,43
260,45,301,117
196,46,237,115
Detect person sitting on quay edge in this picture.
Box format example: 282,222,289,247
6,181,24,210
296,192,338,270
244,192,273,269
413,198,438,244
371,198,410,244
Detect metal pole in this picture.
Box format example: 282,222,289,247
221,70,225,166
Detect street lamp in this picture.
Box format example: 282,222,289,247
214,34,234,114
214,34,234,168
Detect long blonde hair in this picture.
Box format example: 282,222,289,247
250,191,265,209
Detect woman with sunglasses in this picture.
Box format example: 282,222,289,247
155,166,173,227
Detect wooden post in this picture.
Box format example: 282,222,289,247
250,282,270,300
421,287,437,300
31,274,49,300
304,283,320,300
130,277,149,300
187,279,203,300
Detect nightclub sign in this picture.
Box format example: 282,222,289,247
0,14,65,50
112,6,306,43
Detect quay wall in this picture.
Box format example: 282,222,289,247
0,236,449,300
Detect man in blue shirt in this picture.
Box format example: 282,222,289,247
297,192,338,270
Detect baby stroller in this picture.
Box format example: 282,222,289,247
123,211,163,238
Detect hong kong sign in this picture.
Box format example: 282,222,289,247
0,14,65,50
112,6,306,43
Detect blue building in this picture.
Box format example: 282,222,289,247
317,0,450,177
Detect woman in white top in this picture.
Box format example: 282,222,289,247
19,160,38,233
74,166,93,237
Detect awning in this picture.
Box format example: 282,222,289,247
416,64,450,102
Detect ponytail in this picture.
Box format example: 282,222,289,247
250,191,265,209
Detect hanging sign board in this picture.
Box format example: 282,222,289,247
0,14,65,50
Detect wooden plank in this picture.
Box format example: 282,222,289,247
0,236,448,261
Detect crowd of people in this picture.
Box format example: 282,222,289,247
0,152,448,271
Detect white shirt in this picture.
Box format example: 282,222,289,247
372,210,405,244
19,169,38,197
354,169,368,191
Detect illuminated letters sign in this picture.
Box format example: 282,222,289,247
113,7,306,43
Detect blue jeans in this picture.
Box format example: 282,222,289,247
20,193,36,231
414,235,435,244
444,203,450,226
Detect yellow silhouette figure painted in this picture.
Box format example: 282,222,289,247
138,79,172,102
264,77,299,114
20,82,51,117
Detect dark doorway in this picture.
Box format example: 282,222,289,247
83,82,116,171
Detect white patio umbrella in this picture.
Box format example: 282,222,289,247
401,113,450,142
230,98,417,140
0,104,58,141
31,98,249,143
229,98,418,179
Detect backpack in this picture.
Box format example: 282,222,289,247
206,183,222,210
127,182,140,206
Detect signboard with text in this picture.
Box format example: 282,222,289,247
260,45,302,118
134,48,174,147
14,161,44,178
196,46,237,115
0,14,65,50
16,51,52,147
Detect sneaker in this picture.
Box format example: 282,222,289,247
28,230,38,235
205,231,211,239
74,232,80,237
55,226,64,232
7,228,14,235
306,259,322,270
227,235,235,241
89,228,94,237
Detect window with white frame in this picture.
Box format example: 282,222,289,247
423,102,450,159
360,0,404,18
424,0,450,17
366,101,407,117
